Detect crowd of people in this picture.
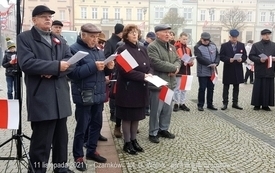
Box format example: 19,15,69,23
1,4,275,173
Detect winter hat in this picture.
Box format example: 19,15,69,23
6,38,15,49
114,23,124,34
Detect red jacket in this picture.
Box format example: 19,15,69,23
174,41,193,76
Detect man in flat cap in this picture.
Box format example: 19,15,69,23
51,20,63,36
249,29,275,111
67,23,114,171
147,24,181,143
219,29,247,110
194,32,220,111
17,5,74,173
104,23,124,138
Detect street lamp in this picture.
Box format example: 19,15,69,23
67,6,71,30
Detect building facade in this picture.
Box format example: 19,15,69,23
74,0,149,39
149,0,198,46
256,0,275,42
22,0,74,31
197,0,257,47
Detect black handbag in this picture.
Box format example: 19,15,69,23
81,89,95,106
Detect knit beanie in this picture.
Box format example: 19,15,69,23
6,38,16,49
114,23,124,34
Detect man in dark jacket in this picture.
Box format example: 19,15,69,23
194,32,220,111
144,31,156,48
17,5,74,173
249,29,275,111
104,23,124,138
220,29,247,110
68,23,114,171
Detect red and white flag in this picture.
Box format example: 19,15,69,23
159,86,174,105
211,72,218,84
116,49,138,72
0,99,19,130
267,55,272,68
180,75,193,90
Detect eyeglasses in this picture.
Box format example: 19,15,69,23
37,15,54,19
129,31,138,35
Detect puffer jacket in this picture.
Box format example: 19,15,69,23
194,41,220,77
2,50,18,76
68,36,113,105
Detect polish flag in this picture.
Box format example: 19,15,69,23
159,86,174,105
116,49,138,72
0,99,19,129
180,75,193,90
267,55,272,68
210,72,218,84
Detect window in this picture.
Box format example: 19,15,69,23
246,11,252,22
260,12,266,22
126,9,132,20
115,8,120,19
60,10,65,20
103,8,108,19
137,9,143,20
209,9,215,21
91,8,97,19
183,8,192,20
155,7,164,19
246,31,252,41
81,7,87,19
269,12,275,22
200,10,205,21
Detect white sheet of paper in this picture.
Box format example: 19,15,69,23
233,53,242,60
259,53,268,60
182,54,196,63
109,79,117,82
104,54,117,65
67,51,89,64
145,75,168,87
245,64,252,70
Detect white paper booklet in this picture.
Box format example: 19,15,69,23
145,75,168,87
67,51,89,64
233,53,242,60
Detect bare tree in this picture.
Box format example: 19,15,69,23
161,8,185,34
220,7,247,31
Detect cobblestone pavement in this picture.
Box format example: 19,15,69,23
1,63,275,173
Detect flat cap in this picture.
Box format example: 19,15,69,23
81,23,101,33
154,24,171,32
146,32,156,40
229,29,239,37
201,32,211,39
52,20,63,26
32,5,55,17
261,29,272,35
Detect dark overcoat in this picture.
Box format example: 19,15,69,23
220,41,247,84
17,27,74,121
115,40,153,108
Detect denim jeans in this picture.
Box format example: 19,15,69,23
6,75,18,99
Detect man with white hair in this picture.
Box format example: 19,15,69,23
147,24,181,143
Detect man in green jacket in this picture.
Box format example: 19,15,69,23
147,24,181,143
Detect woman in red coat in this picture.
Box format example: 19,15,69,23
115,24,153,155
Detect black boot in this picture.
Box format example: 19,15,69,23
173,104,179,112
221,104,227,110
131,139,144,152
123,142,137,155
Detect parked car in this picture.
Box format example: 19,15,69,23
61,30,78,46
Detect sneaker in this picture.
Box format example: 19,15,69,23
74,157,87,171
149,135,159,143
158,130,175,139
180,104,190,111
86,151,107,163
